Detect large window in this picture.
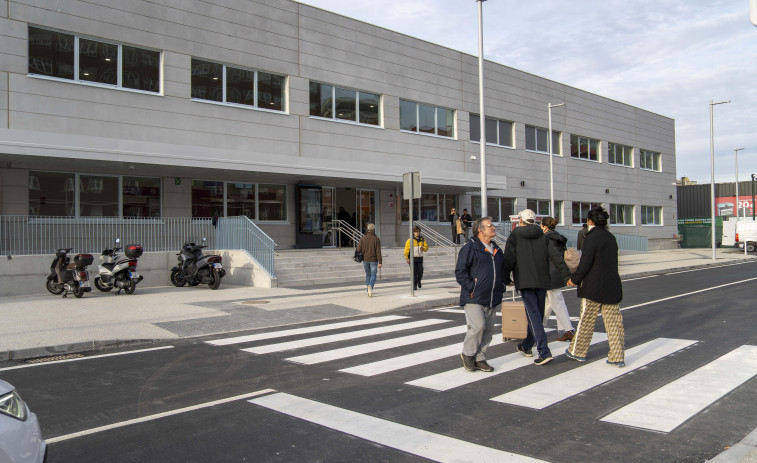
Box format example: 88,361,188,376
191,58,285,111
527,199,563,223
226,183,256,218
192,182,287,221
610,204,634,225
28,26,160,93
470,115,513,147
258,184,287,221
608,142,633,167
472,196,515,224
640,149,661,171
570,134,600,161
525,125,560,154
192,180,224,218
309,82,379,126
572,201,601,225
641,205,662,225
400,193,456,222
29,171,160,217
400,100,454,138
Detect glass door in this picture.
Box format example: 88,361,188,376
356,189,377,235
322,187,336,247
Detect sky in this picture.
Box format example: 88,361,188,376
297,0,757,186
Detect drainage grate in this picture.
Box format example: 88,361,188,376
26,353,84,364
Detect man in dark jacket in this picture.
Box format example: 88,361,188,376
504,209,571,365
566,206,625,366
455,216,505,372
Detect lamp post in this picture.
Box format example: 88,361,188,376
709,100,730,261
753,173,756,221
548,103,564,217
734,148,744,221
476,0,488,217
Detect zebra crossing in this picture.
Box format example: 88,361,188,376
205,310,757,458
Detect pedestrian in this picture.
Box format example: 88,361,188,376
455,216,506,372
503,209,571,366
356,223,382,297
449,208,460,244
566,206,625,367
577,223,588,251
460,208,473,239
337,206,351,246
404,225,429,290
540,217,575,341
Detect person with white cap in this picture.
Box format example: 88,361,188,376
503,209,571,365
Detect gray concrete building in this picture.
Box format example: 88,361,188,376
0,0,677,250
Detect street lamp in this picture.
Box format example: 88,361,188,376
709,100,730,261
476,0,488,217
734,148,744,221
753,173,756,221
548,102,564,217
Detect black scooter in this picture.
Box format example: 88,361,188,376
46,248,94,298
169,238,225,290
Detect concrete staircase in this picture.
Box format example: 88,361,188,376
274,246,459,288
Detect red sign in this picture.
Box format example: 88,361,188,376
716,196,754,217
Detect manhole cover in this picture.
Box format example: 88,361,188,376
240,300,270,304
26,353,84,364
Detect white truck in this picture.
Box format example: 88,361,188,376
734,219,757,252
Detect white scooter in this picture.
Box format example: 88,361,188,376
94,238,144,295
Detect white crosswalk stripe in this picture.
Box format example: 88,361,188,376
600,344,757,432
490,338,697,409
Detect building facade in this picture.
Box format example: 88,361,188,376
0,0,677,250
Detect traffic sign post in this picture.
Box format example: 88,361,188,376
403,172,421,296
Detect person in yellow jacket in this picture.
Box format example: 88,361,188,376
404,225,429,290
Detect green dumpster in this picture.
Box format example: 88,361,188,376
677,217,723,248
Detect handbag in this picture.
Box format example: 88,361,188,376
564,247,580,273
353,249,364,263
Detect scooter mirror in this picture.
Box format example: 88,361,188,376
202,237,207,242
116,238,120,244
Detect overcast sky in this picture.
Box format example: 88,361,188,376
297,0,757,186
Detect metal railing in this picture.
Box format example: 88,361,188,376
331,220,363,249
495,223,647,252
413,221,458,262
0,215,278,277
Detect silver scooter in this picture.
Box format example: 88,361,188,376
94,238,144,294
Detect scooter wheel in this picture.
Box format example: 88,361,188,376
94,277,112,292
208,268,221,290
46,278,64,295
123,279,136,295
73,285,85,298
170,269,186,287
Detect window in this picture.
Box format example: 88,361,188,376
608,142,633,167
400,100,454,138
470,115,514,147
472,197,515,224
525,125,560,154
258,184,287,221
610,204,634,225
641,206,662,225
527,199,563,223
400,193,456,222
640,149,661,171
309,82,379,126
572,201,601,225
192,58,285,111
226,183,256,219
28,26,160,93
192,180,225,218
570,134,600,161
191,182,286,220
29,171,161,217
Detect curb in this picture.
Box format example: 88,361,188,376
2,339,163,362
708,428,757,462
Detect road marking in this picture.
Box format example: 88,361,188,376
206,315,408,346
241,319,452,355
46,389,275,444
601,344,757,433
406,331,597,392
620,277,757,312
0,346,175,372
490,338,697,409
249,392,549,463
430,308,503,316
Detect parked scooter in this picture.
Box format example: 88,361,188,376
170,238,225,290
45,248,93,298
94,238,144,295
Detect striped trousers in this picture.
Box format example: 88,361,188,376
567,298,625,363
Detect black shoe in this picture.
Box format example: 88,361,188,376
460,353,476,371
517,343,533,357
534,356,554,366
417,281,422,288
475,360,494,372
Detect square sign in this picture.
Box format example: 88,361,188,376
403,172,421,199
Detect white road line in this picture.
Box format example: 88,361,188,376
406,330,591,392
0,346,175,372
601,345,757,433
430,308,503,316
340,335,506,377
206,315,408,346
620,277,757,312
241,319,452,355
490,338,697,409
46,389,275,444
249,392,549,463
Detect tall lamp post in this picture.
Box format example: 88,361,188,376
752,173,756,221
476,0,488,217
709,100,730,261
547,102,564,217
734,148,744,221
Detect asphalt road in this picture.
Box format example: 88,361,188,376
2,261,757,463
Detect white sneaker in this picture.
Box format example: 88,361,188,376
367,286,373,297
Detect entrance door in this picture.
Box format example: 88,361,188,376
356,189,378,235
322,187,336,247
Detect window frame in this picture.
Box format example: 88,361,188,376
570,134,600,162
191,180,288,222
27,26,162,95
309,81,381,127
572,201,602,225
191,58,287,113
399,99,455,138
469,114,515,148
527,199,563,224
525,125,561,154
641,205,662,225
400,193,456,223
639,149,662,172
609,204,634,226
608,142,633,167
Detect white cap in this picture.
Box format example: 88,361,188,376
518,209,536,224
